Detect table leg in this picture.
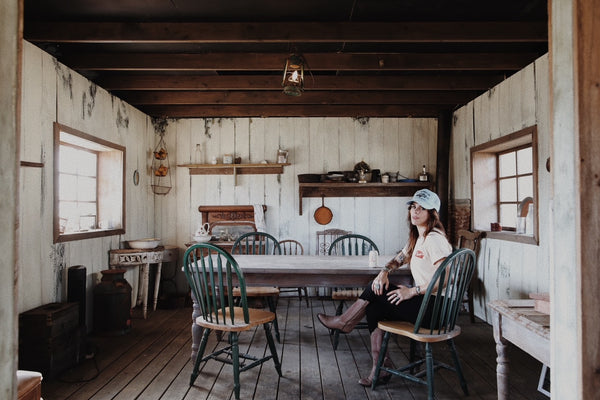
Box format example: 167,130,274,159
492,312,510,400
141,263,150,319
136,265,144,306
153,262,163,311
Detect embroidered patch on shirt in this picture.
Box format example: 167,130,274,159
415,250,424,259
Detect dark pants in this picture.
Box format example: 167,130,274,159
359,282,436,332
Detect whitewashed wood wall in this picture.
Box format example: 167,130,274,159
451,53,551,322
19,41,439,326
19,41,156,325
159,117,438,257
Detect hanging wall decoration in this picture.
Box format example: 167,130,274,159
151,132,172,195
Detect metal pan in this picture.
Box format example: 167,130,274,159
314,196,333,225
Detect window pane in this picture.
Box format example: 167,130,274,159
499,177,517,202
517,147,533,174
500,204,517,228
79,216,96,230
518,176,533,200
78,202,96,216
59,147,78,174
77,177,97,202
78,151,97,177
499,152,516,177
59,174,77,201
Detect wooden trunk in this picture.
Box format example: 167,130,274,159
19,303,84,378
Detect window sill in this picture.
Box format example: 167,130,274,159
55,228,125,243
484,231,538,245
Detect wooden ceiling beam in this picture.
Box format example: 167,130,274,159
138,104,447,118
118,90,482,105
25,21,548,43
64,52,540,71
97,74,505,91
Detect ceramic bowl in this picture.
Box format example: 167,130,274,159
128,238,161,249
193,234,212,243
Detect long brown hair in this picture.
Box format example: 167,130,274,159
404,207,446,265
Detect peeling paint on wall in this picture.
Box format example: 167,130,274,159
151,117,169,135
82,83,97,119
53,59,73,100
50,244,66,302
353,116,370,126
203,118,218,138
116,100,130,128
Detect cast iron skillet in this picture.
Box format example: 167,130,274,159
314,196,333,225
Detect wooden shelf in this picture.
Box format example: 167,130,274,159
298,181,432,215
178,163,290,176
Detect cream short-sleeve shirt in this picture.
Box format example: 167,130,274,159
407,230,452,288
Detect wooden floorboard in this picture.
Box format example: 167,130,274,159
42,298,548,400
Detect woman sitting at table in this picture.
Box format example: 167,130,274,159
317,189,453,386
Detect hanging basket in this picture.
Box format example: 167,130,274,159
152,132,172,195
151,184,172,195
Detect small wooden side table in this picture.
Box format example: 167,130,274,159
488,299,550,400
109,245,177,319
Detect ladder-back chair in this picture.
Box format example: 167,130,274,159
372,248,476,400
313,229,351,298
316,228,351,255
231,232,282,342
279,239,309,307
182,243,282,400
327,233,379,350
456,229,485,322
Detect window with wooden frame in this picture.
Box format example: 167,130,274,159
54,122,125,242
470,125,538,245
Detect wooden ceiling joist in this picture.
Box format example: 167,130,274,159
96,74,506,91
64,52,539,71
25,21,548,44
138,104,447,118
118,90,482,105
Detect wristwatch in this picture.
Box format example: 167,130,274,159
415,285,421,295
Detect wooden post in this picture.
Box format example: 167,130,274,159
436,110,452,228
550,0,600,398
0,0,21,399
574,0,600,397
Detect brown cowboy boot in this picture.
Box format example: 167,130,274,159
358,328,393,386
317,299,368,333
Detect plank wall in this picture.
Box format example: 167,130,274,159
19,41,439,326
450,54,551,322
18,41,156,325
161,117,438,267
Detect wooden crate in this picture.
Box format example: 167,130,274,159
19,302,83,378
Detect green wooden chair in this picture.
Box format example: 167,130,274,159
183,243,282,400
328,233,379,349
371,247,476,400
231,231,282,342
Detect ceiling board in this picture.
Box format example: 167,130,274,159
23,0,548,118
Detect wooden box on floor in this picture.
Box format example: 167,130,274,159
19,302,83,378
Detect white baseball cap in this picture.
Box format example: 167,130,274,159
407,189,441,212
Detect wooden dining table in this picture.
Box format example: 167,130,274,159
186,254,412,359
